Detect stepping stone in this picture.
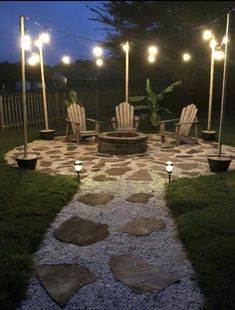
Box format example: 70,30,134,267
32,147,49,151
126,193,153,204
176,163,198,170
78,193,114,206
105,167,131,176
126,169,152,181
111,161,131,167
93,175,116,182
110,255,179,294
40,161,51,167
186,149,202,154
35,264,96,307
92,162,105,169
54,216,109,246
118,217,166,236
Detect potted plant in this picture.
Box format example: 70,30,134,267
208,12,232,172
129,78,181,129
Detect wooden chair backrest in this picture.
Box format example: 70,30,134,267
67,103,86,132
116,102,134,129
179,104,197,136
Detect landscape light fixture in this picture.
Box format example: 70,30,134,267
165,161,174,182
182,52,191,62
74,160,83,182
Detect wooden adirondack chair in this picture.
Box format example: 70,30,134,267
65,103,101,143
159,103,198,146
111,102,139,131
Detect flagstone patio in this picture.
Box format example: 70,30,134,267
6,134,234,309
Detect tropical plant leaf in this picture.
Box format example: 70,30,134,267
134,105,150,111
139,113,149,120
129,96,146,102
159,107,172,114
150,111,160,127
146,79,158,108
161,81,182,95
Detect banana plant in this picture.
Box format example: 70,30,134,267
129,79,182,127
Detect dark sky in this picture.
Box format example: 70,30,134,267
0,1,107,65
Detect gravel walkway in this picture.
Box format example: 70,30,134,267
19,175,204,309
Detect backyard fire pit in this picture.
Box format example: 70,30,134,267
97,131,148,155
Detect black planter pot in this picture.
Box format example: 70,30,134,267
202,130,216,142
40,129,55,140
208,156,231,173
16,155,38,170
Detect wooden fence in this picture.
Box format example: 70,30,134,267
0,87,144,132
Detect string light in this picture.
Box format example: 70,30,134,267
93,46,103,57
182,53,191,62
62,55,71,64
148,46,158,55
28,53,39,65
96,58,103,66
21,34,31,50
148,55,155,63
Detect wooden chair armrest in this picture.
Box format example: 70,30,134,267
175,120,199,126
66,119,80,126
86,118,101,124
159,118,180,124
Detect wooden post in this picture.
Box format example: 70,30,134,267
125,41,129,103
218,12,230,157
20,15,28,158
207,40,215,131
39,43,49,130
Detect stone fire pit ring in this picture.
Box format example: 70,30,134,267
97,131,148,155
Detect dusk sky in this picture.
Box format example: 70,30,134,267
0,1,107,65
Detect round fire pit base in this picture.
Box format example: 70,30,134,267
97,131,148,155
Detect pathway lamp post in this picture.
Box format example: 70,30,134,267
74,160,83,182
122,41,130,102
165,161,174,183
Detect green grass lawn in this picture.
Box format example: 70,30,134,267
0,127,78,310
166,172,235,310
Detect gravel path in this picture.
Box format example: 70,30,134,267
19,175,204,310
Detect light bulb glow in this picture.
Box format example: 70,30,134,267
182,53,191,62
222,36,229,45
62,55,71,64
148,55,156,63
39,32,50,44
148,46,158,56
96,58,103,66
165,161,174,173
21,35,31,50
203,30,213,41
74,160,82,172
210,38,217,49
214,50,224,61
93,46,103,57
122,43,129,52
28,53,39,66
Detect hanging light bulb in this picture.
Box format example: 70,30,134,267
96,58,103,66
21,34,31,50
214,50,225,61
182,53,191,62
28,53,40,66
210,38,217,49
148,55,156,63
148,46,158,56
203,30,213,41
39,32,50,44
62,55,71,64
122,42,129,52
93,46,103,57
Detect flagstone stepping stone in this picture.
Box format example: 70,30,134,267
78,193,114,206
176,163,198,170
186,149,202,154
105,167,131,176
92,162,106,169
77,156,97,161
136,163,147,167
66,146,78,151
35,264,96,307
176,154,193,158
49,155,61,159
111,161,131,167
126,193,154,204
40,161,52,167
118,217,165,236
126,169,153,181
64,152,79,156
110,255,179,294
92,175,116,182
46,150,61,155
32,147,49,151
54,216,109,246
